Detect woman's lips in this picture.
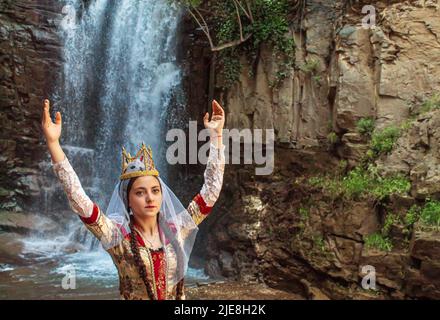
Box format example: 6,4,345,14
145,206,156,208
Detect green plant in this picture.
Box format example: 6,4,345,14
337,160,348,176
313,235,327,252
271,58,296,88
308,176,325,187
370,175,411,201
300,59,320,74
356,117,375,136
400,117,415,131
402,204,421,237
308,166,410,202
312,75,322,83
341,167,371,199
364,233,393,252
327,120,334,131
219,49,242,88
252,0,295,88
299,207,309,220
405,205,421,227
370,126,401,156
420,200,440,226
419,93,440,114
309,175,343,198
213,0,295,89
382,213,400,236
327,132,339,145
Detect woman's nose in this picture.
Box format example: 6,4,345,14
145,192,154,202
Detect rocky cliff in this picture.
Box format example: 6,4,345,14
0,0,63,212
182,0,440,299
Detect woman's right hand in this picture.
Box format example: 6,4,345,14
41,99,62,144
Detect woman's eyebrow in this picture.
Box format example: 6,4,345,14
135,186,160,190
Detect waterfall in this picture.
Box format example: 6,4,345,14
59,0,183,203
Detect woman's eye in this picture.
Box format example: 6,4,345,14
136,191,144,196
153,189,159,194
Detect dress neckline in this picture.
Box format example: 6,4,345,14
133,225,163,251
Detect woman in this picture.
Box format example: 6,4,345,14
41,99,225,300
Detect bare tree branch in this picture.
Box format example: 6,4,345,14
234,0,251,21
232,0,244,41
188,7,214,49
212,32,252,52
193,5,210,35
245,0,254,22
183,0,254,52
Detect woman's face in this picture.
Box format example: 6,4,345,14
128,176,162,218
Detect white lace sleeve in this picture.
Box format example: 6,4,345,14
200,142,226,206
52,156,93,218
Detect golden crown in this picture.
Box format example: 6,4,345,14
120,142,159,180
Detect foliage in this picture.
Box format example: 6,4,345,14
299,59,320,74
419,93,440,114
356,117,375,136
174,0,296,89
313,235,327,252
404,205,420,227
299,207,309,220
364,233,393,252
218,49,242,88
382,213,398,236
420,200,440,227
370,126,401,157
308,166,410,202
370,174,411,201
327,132,339,145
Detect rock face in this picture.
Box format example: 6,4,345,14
225,0,440,146
0,0,63,212
406,225,440,298
377,110,440,198
182,0,440,299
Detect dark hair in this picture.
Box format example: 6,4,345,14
126,176,185,300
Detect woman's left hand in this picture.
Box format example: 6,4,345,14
204,99,225,137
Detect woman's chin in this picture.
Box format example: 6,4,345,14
140,210,159,217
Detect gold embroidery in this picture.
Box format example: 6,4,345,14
152,250,166,300
188,200,204,225
145,248,158,300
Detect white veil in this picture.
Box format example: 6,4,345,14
102,175,199,287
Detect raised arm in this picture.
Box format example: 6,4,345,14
187,100,226,225
52,156,120,248
41,99,92,218
188,142,225,225
41,99,117,246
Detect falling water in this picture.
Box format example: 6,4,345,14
2,0,209,298
60,0,183,196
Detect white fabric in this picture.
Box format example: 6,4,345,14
106,175,198,287
200,143,226,206
52,156,94,218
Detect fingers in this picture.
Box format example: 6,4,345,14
42,99,51,126
212,99,225,116
55,111,62,125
